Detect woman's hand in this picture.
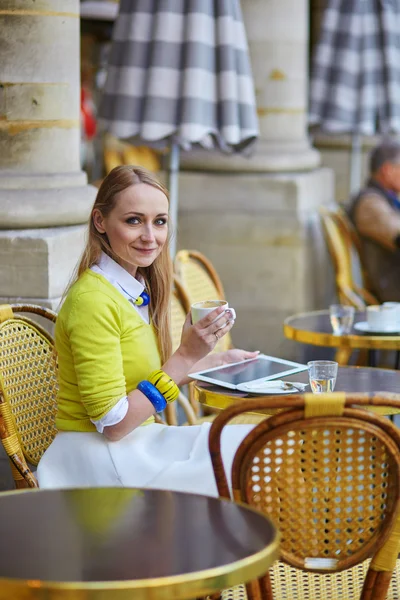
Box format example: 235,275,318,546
189,348,260,376
178,306,235,364
218,349,260,365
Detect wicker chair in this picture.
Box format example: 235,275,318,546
170,277,263,429
209,392,400,600
166,276,198,425
319,206,378,310
0,304,58,488
174,249,233,352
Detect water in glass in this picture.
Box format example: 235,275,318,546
329,305,355,335
309,377,337,393
307,361,338,394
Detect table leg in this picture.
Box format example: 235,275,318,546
334,347,353,365
368,350,378,367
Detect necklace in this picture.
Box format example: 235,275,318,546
134,290,150,306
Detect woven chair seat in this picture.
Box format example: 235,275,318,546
217,559,400,600
269,558,400,599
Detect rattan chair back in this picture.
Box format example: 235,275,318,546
171,276,190,353
333,208,378,302
209,393,400,600
319,206,378,310
0,304,58,488
174,249,232,352
163,277,197,426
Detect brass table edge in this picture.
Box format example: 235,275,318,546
193,382,400,415
284,317,400,350
0,490,280,599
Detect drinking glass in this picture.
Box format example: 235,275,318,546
308,361,338,394
329,304,355,335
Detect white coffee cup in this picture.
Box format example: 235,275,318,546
191,299,236,325
383,302,400,324
366,304,398,330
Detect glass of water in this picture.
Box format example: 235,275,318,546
308,361,338,394
329,304,355,335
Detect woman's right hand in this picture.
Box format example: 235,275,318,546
178,307,235,364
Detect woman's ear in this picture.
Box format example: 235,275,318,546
92,208,106,234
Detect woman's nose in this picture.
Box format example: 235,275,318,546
141,225,155,241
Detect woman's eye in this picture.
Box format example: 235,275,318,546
126,217,140,224
155,218,167,226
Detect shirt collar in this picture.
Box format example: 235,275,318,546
97,252,145,300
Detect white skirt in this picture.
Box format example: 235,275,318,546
37,423,255,497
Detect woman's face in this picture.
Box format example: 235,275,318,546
93,183,169,276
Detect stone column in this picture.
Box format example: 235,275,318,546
179,0,335,360
0,0,96,308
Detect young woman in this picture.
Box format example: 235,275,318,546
37,165,258,495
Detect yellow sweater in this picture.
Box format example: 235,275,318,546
55,270,161,432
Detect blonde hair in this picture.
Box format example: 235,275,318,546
68,165,173,363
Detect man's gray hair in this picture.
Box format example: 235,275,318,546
370,140,400,174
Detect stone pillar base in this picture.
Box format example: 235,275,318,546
177,167,335,360
0,174,97,229
181,141,321,173
0,224,87,304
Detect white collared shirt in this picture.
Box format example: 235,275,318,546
89,252,150,432
91,252,150,324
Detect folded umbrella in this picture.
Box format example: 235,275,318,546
99,0,259,254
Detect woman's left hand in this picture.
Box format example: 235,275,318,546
218,349,260,365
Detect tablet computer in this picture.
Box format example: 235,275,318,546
189,354,307,390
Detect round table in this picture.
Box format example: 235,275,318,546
0,488,279,600
193,365,400,415
284,309,400,365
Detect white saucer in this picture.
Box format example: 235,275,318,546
236,380,305,395
354,321,400,335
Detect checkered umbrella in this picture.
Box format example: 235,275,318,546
99,0,258,253
309,0,400,192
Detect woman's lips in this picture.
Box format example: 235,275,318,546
134,247,156,254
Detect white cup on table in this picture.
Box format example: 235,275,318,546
366,304,398,330
191,299,236,325
382,302,400,325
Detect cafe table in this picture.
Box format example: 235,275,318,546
0,487,279,600
283,309,400,366
193,365,400,416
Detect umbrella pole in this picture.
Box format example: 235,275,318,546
167,142,180,257
350,133,362,196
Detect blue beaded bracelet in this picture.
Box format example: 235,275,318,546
137,380,167,413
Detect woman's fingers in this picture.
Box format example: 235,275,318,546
196,306,226,327
212,317,235,341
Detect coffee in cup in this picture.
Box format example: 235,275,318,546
191,299,236,325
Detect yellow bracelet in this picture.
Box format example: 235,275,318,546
148,370,180,403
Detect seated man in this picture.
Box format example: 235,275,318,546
349,140,400,302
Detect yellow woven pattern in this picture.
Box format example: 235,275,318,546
1,430,21,455
0,305,13,323
270,558,400,599
304,392,346,417
175,255,231,352
221,584,247,599
178,258,221,305
243,422,398,568
170,293,186,353
0,318,58,465
371,511,400,572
